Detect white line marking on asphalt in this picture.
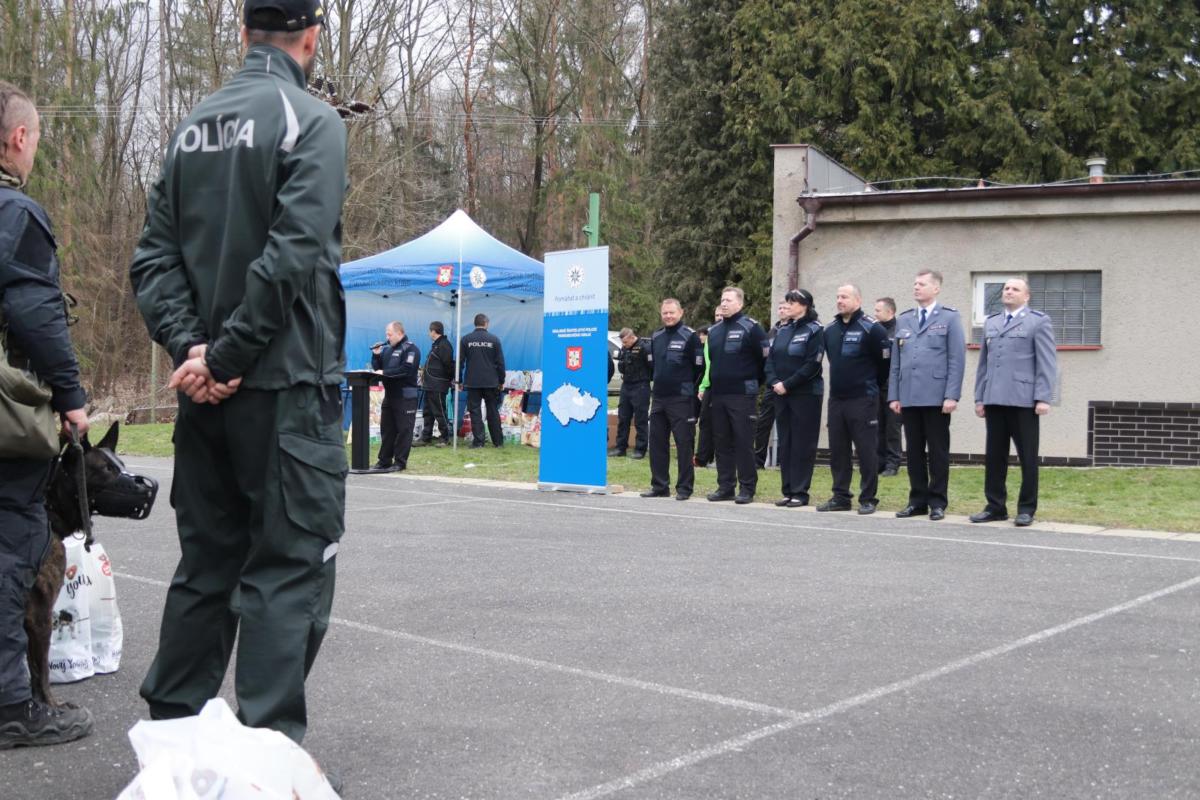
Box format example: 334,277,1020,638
113,571,794,718
557,572,1200,800
425,494,1200,565
348,498,485,513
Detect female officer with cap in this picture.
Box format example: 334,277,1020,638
764,289,825,507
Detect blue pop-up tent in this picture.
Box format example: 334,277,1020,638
339,210,545,444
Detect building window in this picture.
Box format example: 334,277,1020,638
1028,272,1102,345
971,272,1102,345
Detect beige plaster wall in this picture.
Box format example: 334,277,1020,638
784,209,1200,459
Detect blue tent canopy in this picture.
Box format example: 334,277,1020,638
339,211,545,373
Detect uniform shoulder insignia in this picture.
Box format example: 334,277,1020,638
1030,309,1045,316
651,328,666,339
986,311,1003,318
943,305,958,312
679,325,694,335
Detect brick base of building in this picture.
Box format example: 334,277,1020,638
1088,401,1200,466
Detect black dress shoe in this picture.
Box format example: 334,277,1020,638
675,492,691,501
816,499,852,512
630,451,646,460
1014,512,1034,527
734,493,754,505
970,510,1008,523
774,498,793,507
786,497,807,508
707,491,735,502
929,508,946,521
640,489,669,498
880,467,899,477
895,505,929,518
857,502,877,515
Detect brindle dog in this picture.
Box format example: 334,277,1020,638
26,422,157,705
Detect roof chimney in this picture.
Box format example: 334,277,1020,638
1086,156,1107,184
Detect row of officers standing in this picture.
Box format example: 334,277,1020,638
619,271,1057,527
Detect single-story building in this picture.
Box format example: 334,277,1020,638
771,144,1200,466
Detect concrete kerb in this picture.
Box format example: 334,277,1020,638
362,471,1197,542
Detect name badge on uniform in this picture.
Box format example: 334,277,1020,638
727,331,743,340
792,334,808,343
845,331,862,342
669,340,684,350
407,353,415,363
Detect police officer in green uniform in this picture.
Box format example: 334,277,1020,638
129,0,348,752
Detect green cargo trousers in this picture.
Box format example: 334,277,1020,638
140,384,347,743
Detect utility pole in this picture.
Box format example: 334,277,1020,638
583,192,600,247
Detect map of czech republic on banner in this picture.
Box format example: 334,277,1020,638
539,247,609,492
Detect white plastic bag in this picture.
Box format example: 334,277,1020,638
116,698,341,800
82,540,123,673
48,534,95,683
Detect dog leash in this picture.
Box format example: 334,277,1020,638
68,422,95,552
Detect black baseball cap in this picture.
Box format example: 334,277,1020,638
244,0,325,31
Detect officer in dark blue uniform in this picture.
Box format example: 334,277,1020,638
764,289,824,507
705,286,768,503
818,284,891,514
641,299,704,500
0,82,94,747
611,327,651,458
458,312,506,448
371,320,421,471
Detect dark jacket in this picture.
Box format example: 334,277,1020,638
764,317,825,396
372,336,420,398
423,334,455,392
0,183,86,413
617,337,651,385
459,327,506,388
825,309,891,400
129,45,348,388
648,323,704,399
705,311,768,396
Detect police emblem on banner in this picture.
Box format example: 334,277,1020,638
436,264,453,286
566,346,583,371
470,266,487,289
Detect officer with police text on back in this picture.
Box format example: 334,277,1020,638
641,299,704,500
818,284,891,515
371,321,421,471
459,312,506,448
705,286,768,504
611,327,650,458
130,0,349,765
888,271,966,521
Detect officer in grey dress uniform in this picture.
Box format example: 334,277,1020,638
888,270,965,521
971,278,1057,527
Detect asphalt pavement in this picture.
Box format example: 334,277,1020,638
3,456,1198,799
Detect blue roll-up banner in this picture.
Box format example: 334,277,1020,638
538,247,609,492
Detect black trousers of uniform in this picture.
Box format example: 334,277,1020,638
0,458,52,706
695,392,714,465
378,392,418,468
615,381,650,455
420,387,451,444
983,404,1040,516
754,384,776,468
901,406,951,511
140,385,345,743
877,396,903,471
467,387,503,446
648,397,697,495
774,393,822,504
828,395,880,505
711,394,759,496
